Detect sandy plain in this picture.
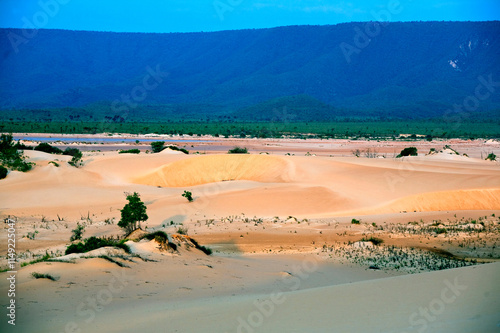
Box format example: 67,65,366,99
1,135,499,332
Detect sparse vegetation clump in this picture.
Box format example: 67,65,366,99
65,148,83,167
228,147,248,154
48,161,59,167
176,226,188,235
98,255,130,268
65,236,130,255
396,147,418,158
151,141,165,153
21,253,51,267
140,231,177,252
34,142,63,154
119,149,140,154
351,218,360,224
70,223,85,241
0,133,34,172
118,192,148,233
141,230,168,242
327,244,476,272
190,237,213,255
182,190,193,202
486,153,496,161
360,237,384,246
32,272,58,281
166,145,189,154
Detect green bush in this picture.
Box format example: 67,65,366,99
34,143,63,155
64,148,83,167
141,231,168,242
0,165,7,179
21,253,51,267
48,161,59,167
396,147,418,158
14,141,32,150
228,147,248,154
176,226,188,235
32,272,58,281
182,190,193,202
435,228,447,234
166,145,189,154
63,147,81,157
151,141,165,153
65,236,130,255
486,153,496,161
0,134,34,172
351,218,360,224
119,149,140,154
140,231,177,251
361,237,384,245
190,238,212,255
70,223,85,241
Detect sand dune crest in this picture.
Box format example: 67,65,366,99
133,154,293,187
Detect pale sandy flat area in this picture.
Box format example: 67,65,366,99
1,135,499,332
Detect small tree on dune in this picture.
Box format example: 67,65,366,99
118,192,148,233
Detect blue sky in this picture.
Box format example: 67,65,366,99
1,0,499,33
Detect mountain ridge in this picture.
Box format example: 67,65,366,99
1,21,499,121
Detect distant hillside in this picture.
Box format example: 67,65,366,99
1,21,499,121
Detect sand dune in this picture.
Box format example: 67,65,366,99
362,188,500,215
1,139,500,333
133,154,293,187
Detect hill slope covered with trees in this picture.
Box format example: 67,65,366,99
1,21,499,121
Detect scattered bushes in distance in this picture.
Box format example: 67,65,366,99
14,141,32,150
182,190,193,202
228,147,248,154
351,218,360,224
119,149,140,154
166,145,189,154
35,142,63,154
65,236,130,255
396,147,418,158
151,142,189,154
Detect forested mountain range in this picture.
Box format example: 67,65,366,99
1,21,499,121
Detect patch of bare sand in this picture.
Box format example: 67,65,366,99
356,188,500,215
